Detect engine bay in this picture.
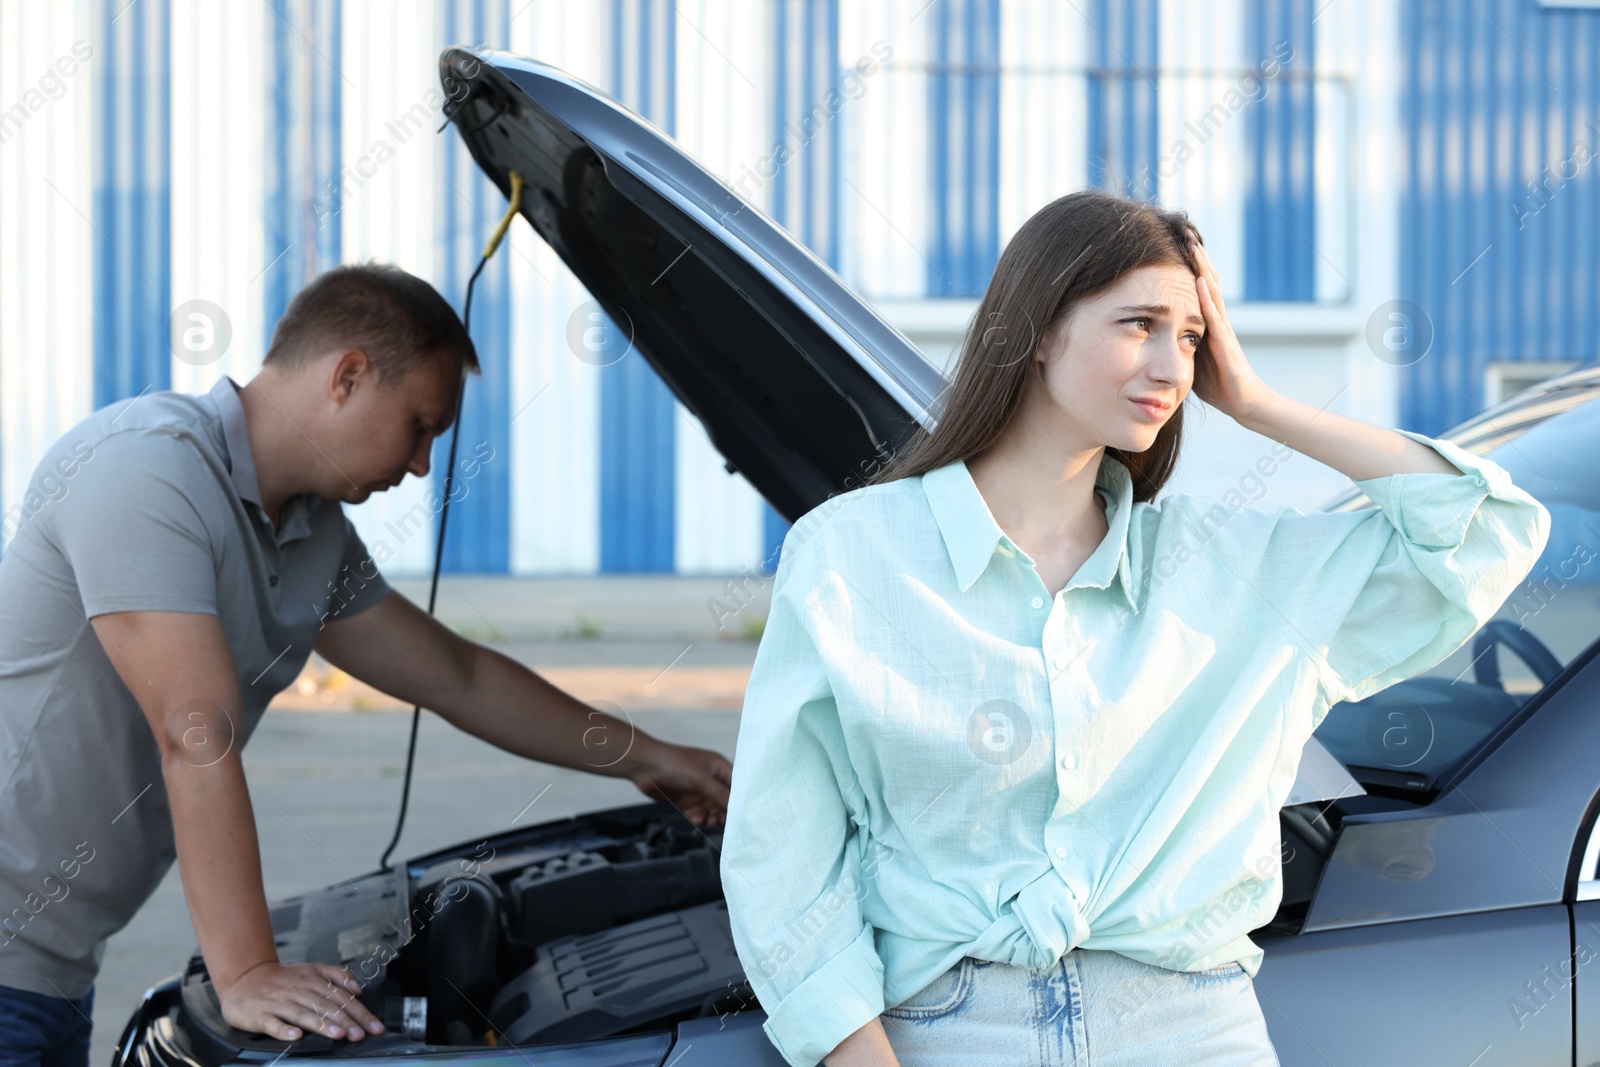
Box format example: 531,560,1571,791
142,798,1367,1062
163,804,749,1059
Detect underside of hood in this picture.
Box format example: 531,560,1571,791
439,46,947,524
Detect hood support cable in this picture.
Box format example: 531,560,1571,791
379,169,525,873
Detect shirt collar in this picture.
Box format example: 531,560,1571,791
207,375,312,546
208,376,261,506
921,452,1142,614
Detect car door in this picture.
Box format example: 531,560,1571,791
1252,644,1600,1066
1254,903,1572,1065
1253,640,1600,1066
1571,806,1600,1064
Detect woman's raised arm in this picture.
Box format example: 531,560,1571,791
1181,228,1552,712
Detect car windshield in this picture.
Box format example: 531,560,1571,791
1311,382,1600,793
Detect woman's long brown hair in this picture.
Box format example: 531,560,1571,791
865,190,1209,504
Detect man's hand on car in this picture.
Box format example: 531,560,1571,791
624,738,734,829
215,960,385,1043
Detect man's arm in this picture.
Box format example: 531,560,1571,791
312,593,733,826
90,610,385,1044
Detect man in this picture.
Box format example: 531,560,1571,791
0,263,734,1061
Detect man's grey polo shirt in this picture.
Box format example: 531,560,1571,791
0,375,392,997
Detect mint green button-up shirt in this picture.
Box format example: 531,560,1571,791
719,429,1551,1067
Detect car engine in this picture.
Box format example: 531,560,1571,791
161,804,755,1058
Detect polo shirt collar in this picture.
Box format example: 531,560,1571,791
207,375,312,546
922,452,1141,614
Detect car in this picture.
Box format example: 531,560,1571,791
115,44,1600,1067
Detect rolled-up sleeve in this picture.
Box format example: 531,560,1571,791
1228,429,1551,712
721,537,886,1067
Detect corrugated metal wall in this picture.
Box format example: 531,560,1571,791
927,0,1001,296
1401,0,1600,433
4,0,1589,575
2,0,98,535
1244,0,1316,300
93,0,169,408
263,0,343,344
1087,0,1161,200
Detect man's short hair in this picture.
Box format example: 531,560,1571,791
263,262,479,381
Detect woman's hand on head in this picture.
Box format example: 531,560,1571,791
1185,229,1277,425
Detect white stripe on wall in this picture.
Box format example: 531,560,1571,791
672,0,769,575
506,0,607,575
1318,0,1401,425
339,0,443,575
999,0,1088,245
1156,0,1249,303
839,0,929,301
0,1,96,539
169,0,266,397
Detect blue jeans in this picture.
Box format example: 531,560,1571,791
0,983,94,1067
880,948,1280,1066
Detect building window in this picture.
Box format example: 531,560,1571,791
1484,361,1582,406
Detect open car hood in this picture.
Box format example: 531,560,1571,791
440,46,1365,809
440,46,944,522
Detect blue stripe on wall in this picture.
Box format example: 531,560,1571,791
1086,0,1159,201
601,0,677,573
1401,0,1600,435
93,0,171,408
771,0,842,267
263,0,344,344
266,5,290,331
927,0,1001,297
763,0,842,569
1245,0,1315,301
312,0,342,274
434,0,512,573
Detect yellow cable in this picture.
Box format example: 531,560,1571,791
481,170,525,259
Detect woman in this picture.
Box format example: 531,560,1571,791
719,190,1550,1067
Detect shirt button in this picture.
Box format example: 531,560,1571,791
269,574,279,586
1059,754,1075,770
1053,846,1067,859
1030,595,1044,609
1052,656,1065,670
